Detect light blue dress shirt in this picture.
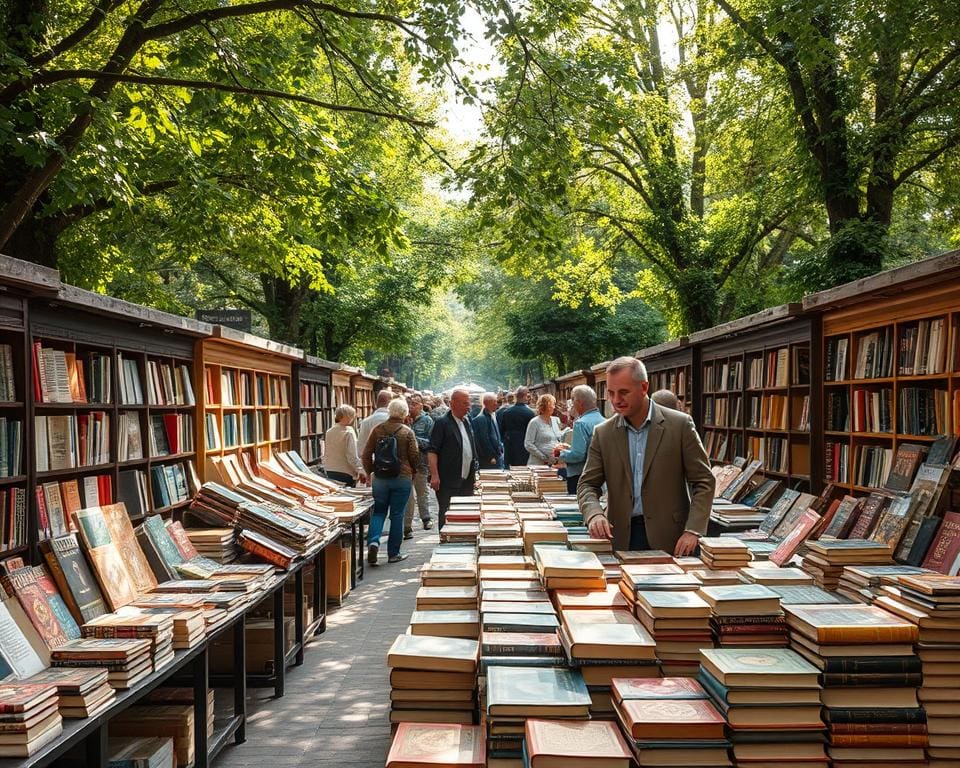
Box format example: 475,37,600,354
621,400,656,518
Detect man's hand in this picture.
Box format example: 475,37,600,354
488,457,497,466
357,473,368,485
430,476,440,491
673,531,700,557
588,515,613,540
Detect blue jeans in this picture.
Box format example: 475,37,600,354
369,475,413,557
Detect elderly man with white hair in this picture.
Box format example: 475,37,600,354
428,387,480,529
471,392,504,470
554,384,606,494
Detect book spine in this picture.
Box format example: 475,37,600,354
239,537,293,568
829,734,928,747
830,723,927,735
821,672,923,687
825,707,926,724
822,658,922,674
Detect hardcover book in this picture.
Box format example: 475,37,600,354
921,511,960,573
821,496,864,539
610,677,706,701
871,493,919,551
2,566,70,649
486,666,590,716
72,508,137,611
699,647,820,687
616,697,725,739
41,534,109,624
769,508,821,566
387,634,479,672
884,444,927,492
759,489,800,536
785,604,919,644
32,566,81,641
100,504,157,595
770,493,817,540
525,719,631,767
385,723,485,768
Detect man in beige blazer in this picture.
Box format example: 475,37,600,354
578,356,715,555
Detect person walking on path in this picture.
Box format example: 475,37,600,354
472,392,505,470
361,397,419,565
524,394,563,466
578,356,715,555
357,389,393,450
498,386,535,466
554,385,605,494
404,394,434,538
324,405,367,487
428,388,479,530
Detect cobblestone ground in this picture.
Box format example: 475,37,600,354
216,498,437,768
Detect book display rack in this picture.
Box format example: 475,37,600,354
555,369,593,408
804,251,960,496
636,337,694,419
351,371,376,419
293,355,337,468
195,326,299,483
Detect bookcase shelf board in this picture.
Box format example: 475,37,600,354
692,305,818,492
804,253,960,496
591,360,612,416
196,329,301,483
294,355,336,468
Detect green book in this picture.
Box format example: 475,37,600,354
699,648,820,688
142,514,185,568
481,613,560,632
486,666,591,715
74,508,112,549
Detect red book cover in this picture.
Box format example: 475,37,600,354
0,683,57,714
526,720,631,765
98,475,113,505
31,342,42,402
921,511,960,573
1,566,70,649
163,413,179,454
34,486,50,538
617,697,725,739
386,723,485,768
611,677,706,702
165,521,199,560
770,509,821,566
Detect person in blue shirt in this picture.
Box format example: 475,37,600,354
472,392,505,469
554,384,607,494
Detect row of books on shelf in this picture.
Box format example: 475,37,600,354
0,343,16,401
827,318,958,382
299,410,325,436
33,344,112,404
703,360,742,393
205,412,291,450
747,347,790,389
0,417,22,477
299,436,323,464
0,488,26,551
208,368,290,408
299,381,330,409
35,412,110,471
649,368,688,399
827,386,951,436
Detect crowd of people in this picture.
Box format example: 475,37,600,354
323,357,715,566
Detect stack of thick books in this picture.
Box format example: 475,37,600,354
535,547,605,591
618,564,700,614
129,593,213,641
107,736,175,768
385,723,485,768
611,677,730,768
26,667,115,718
420,555,478,588
699,537,751,570
633,590,713,676
0,682,63,757
784,603,925,767
741,565,815,586
483,665,590,762
479,568,540,593
440,523,482,544
110,704,195,768
521,520,568,556
480,624,564,667
836,564,929,603
144,687,215,739
416,585,479,611
876,574,960,763
82,613,175,671
801,539,894,591
387,634,478,726
409,609,480,639
698,584,788,647
51,637,153,689
692,569,743,587
524,719,632,768
559,608,658,715
554,583,629,614
699,647,826,766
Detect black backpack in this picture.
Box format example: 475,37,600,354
373,425,403,477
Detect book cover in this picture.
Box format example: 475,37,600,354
31,566,81,640
848,493,890,540
611,677,706,701
884,444,927,492
387,634,479,672
616,697,725,739
165,522,201,560
142,514,186,569
42,534,109,624
486,666,590,713
769,492,815,539
0,598,46,679
135,526,179,583
871,493,918,550
100,504,157,595
72,508,137,611
700,647,819,682
822,496,862,539
525,719,630,763
385,723,485,768
921,511,960,573
785,604,919,644
2,566,70,649
769,508,821,566
905,515,942,567
926,435,957,467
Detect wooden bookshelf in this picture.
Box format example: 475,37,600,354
637,337,695,419
351,371,377,419
804,251,960,495
30,286,210,539
591,360,612,417
689,304,818,491
196,326,299,482
555,369,593,408
0,256,60,558
294,354,337,468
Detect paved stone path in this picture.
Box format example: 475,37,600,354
216,506,436,768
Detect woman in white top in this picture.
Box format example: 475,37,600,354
524,394,562,466
323,405,367,487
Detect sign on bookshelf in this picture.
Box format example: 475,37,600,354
195,309,252,332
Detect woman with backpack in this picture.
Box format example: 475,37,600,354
361,397,420,565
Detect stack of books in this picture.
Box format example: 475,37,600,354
182,527,238,563
876,574,960,763
524,719,631,768
129,592,215,638
109,704,196,768
82,613,175,671
479,569,540,593
836,564,929,603
618,564,700,614
385,723,485,768
741,565,815,586
699,537,751,570
440,523,482,544
611,676,730,768
480,625,564,667
633,590,713,676
0,682,63,757
415,585,479,611
51,637,153,689
144,687,215,739
419,556,478,588
535,547,605,591
484,665,590,761
698,584,788,647
409,609,480,639
387,634,478,726
107,736,175,768
801,539,894,591
559,608,658,715
699,647,826,766
784,603,924,767
521,521,569,556
26,667,115,719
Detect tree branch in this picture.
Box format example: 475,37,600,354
893,132,960,189
29,0,126,67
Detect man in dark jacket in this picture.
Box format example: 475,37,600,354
498,386,536,466
472,392,504,470
428,388,480,529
